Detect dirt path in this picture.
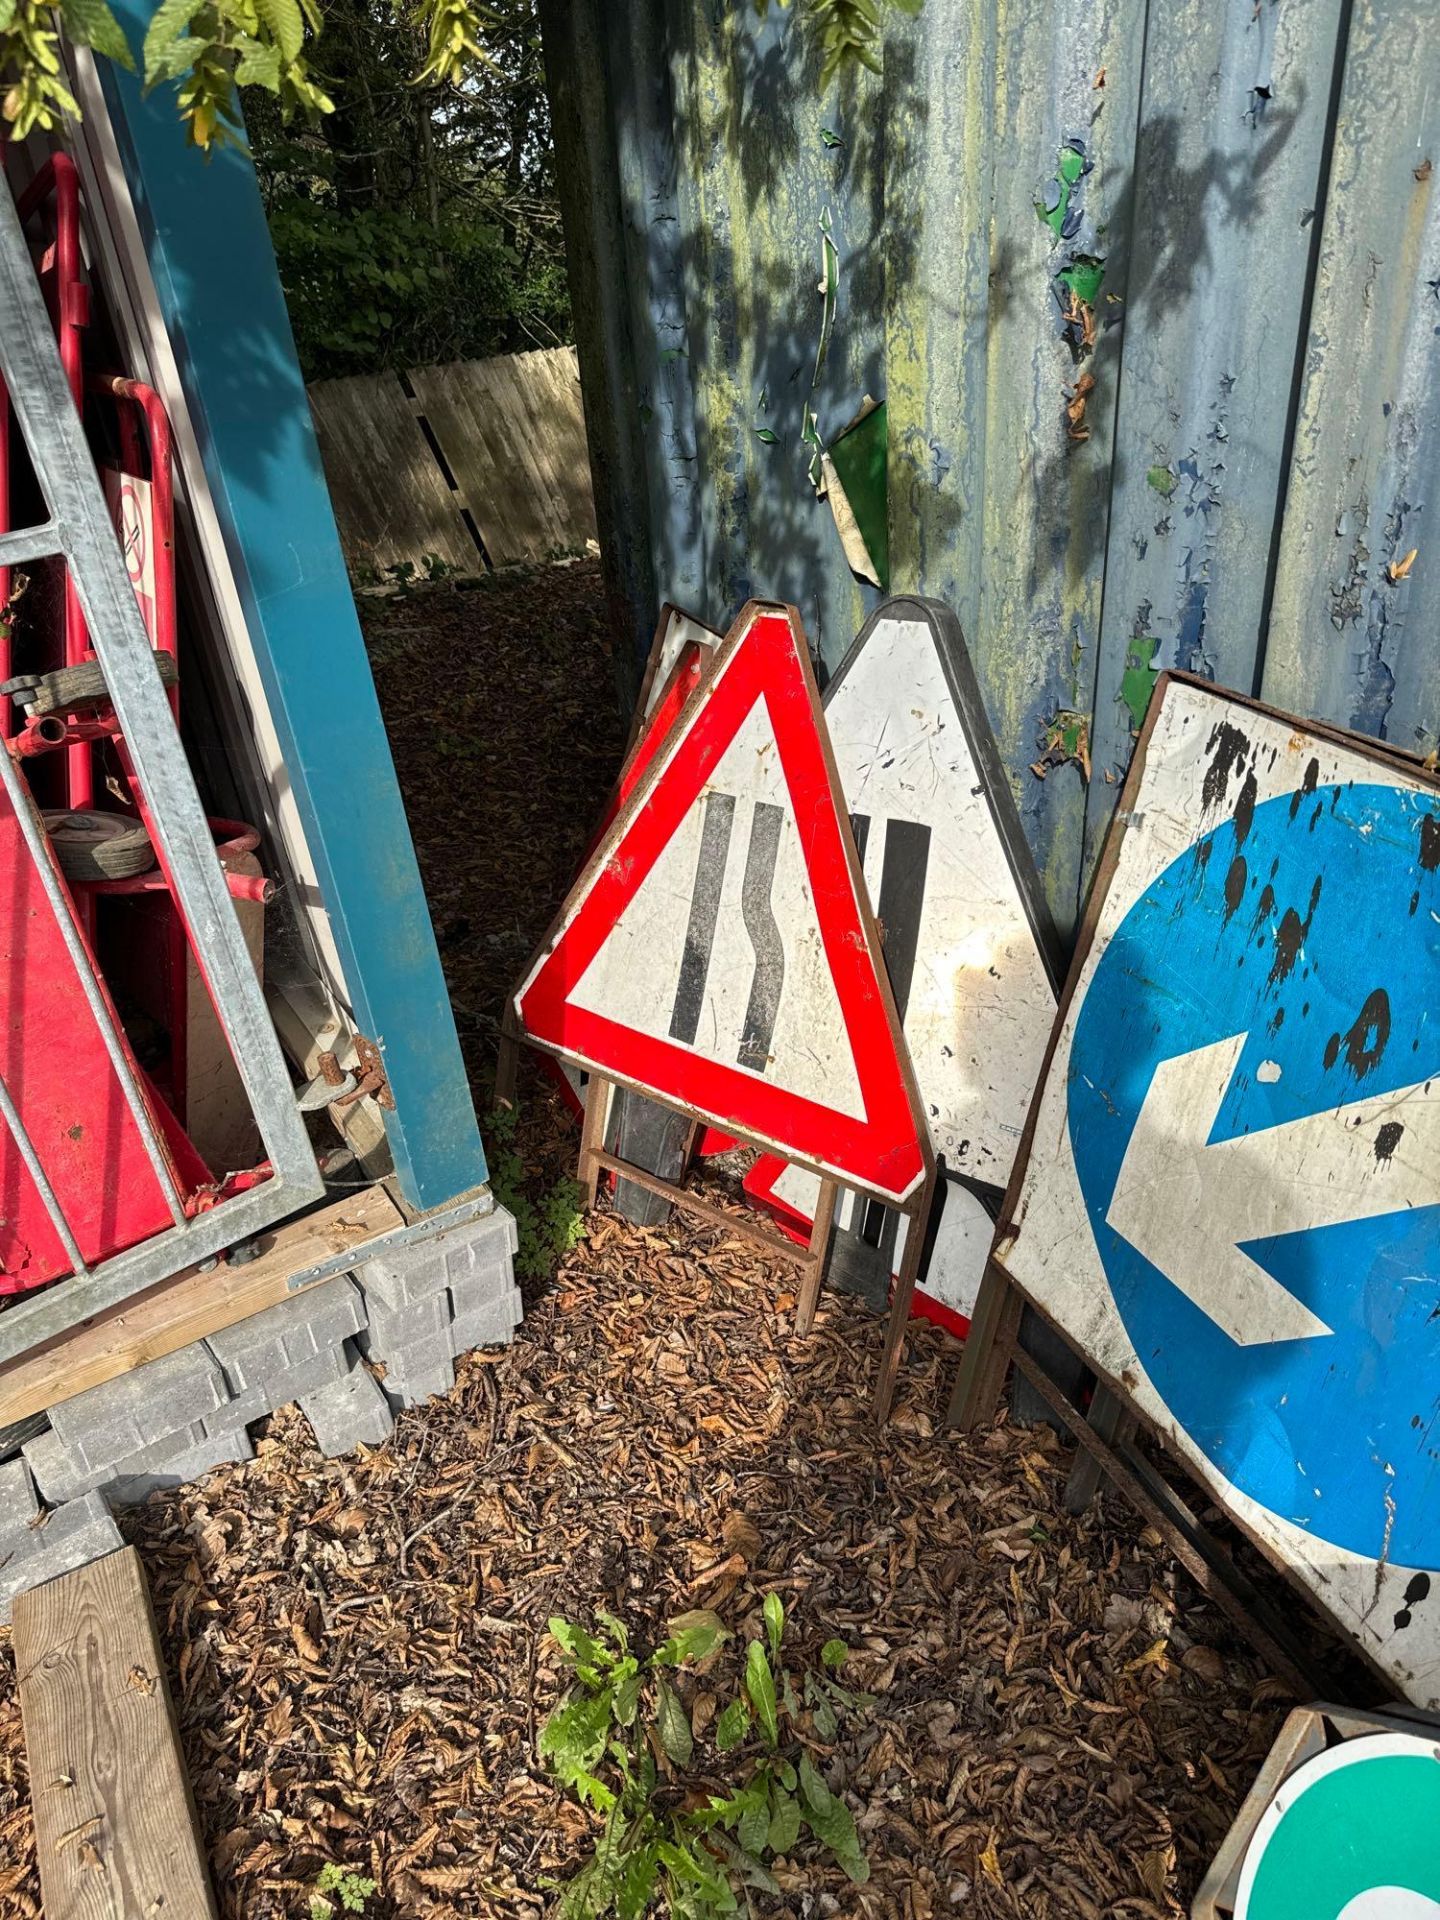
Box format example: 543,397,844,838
0,566,1291,1919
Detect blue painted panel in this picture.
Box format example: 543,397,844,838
605,0,708,622
549,0,1438,944
100,13,487,1209
667,3,880,661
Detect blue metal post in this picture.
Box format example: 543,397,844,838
97,19,487,1210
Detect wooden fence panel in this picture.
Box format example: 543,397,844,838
308,371,476,580
410,346,597,567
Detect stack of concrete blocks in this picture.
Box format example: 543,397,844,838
0,1204,520,1614
356,1207,521,1412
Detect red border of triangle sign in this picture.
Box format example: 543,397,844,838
513,602,932,1206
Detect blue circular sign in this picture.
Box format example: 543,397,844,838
1070,778,1440,1570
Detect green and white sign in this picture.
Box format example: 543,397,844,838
1236,1733,1440,1920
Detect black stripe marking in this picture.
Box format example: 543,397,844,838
668,790,735,1044
738,801,785,1072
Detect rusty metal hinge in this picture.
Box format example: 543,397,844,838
333,1032,395,1111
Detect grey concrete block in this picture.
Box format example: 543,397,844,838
300,1363,394,1458
105,1428,255,1508
26,1422,209,1506
353,1244,450,1312
449,1286,524,1355
355,1204,518,1312
205,1278,365,1391
48,1344,229,1470
376,1328,455,1386
0,1455,40,1540
215,1339,353,1430
381,1350,456,1413
357,1288,450,1354
0,1493,124,1625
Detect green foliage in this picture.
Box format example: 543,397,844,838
753,0,925,88
310,1862,377,1918
415,0,493,86
483,1103,586,1285
0,0,126,139
268,199,532,379
539,1598,871,1918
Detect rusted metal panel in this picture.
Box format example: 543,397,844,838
967,0,1146,940
543,0,1434,940
665,6,883,659
1262,0,1440,758
997,673,1440,1704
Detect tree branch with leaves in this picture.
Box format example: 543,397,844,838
0,0,921,150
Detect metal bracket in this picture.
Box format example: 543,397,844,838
333,1031,395,1110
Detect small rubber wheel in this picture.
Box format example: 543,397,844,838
25,651,177,718
42,808,154,882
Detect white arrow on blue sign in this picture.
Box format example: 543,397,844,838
1000,675,1440,1704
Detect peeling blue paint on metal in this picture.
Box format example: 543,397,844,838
550,0,1440,944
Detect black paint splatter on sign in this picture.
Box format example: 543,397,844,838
1375,1119,1405,1162
1395,1571,1431,1632
1202,721,1252,811
1268,875,1322,987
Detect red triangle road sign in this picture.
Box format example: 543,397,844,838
514,602,931,1205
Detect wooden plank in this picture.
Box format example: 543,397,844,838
410,346,597,567
0,1185,402,1429
307,371,476,580
14,1546,218,1920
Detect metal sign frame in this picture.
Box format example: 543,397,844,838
951,669,1440,1701
0,178,322,1364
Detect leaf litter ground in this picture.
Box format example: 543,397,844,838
0,564,1299,1918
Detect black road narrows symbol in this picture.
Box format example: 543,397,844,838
738,801,786,1072
668,790,736,1046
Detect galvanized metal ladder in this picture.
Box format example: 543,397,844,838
0,165,322,1364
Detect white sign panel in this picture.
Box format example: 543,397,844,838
822,598,1060,1191
999,674,1440,1703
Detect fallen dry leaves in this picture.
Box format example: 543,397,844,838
0,1202,1294,1918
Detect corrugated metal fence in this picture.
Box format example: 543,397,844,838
541,0,1437,939
309,345,597,582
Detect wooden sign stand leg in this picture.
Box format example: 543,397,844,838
872,1163,940,1426
494,1002,521,1109
946,1258,1024,1430
578,1068,611,1208
576,1075,843,1346
794,1176,839,1335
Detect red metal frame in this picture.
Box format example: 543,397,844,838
17,154,92,809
